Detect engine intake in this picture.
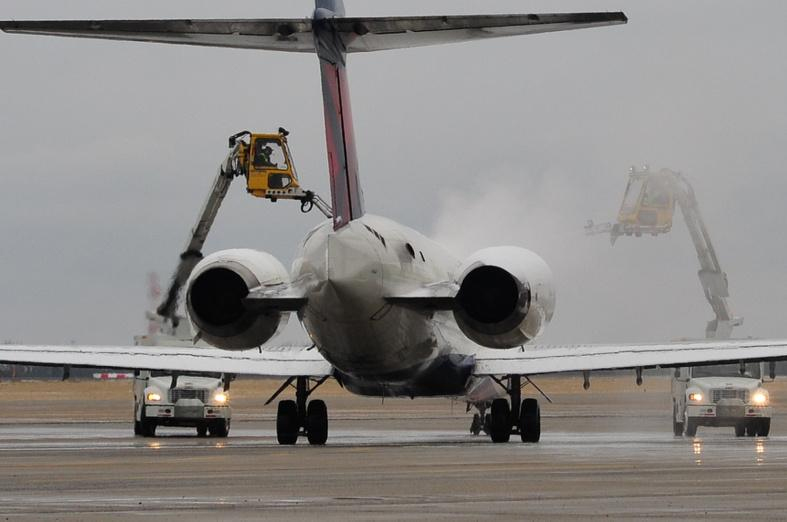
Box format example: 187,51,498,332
186,249,290,350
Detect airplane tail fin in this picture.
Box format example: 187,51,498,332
1,10,626,230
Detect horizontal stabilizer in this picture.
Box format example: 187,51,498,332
340,13,628,52
0,18,315,52
0,12,627,53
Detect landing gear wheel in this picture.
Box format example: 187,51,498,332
519,398,540,443
470,413,482,436
735,422,746,437
276,400,299,445
745,422,757,437
483,414,491,435
196,425,208,437
489,398,511,443
305,400,328,445
685,419,697,437
133,419,142,436
209,419,230,438
758,418,771,437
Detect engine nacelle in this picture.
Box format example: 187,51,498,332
453,246,555,349
186,249,290,350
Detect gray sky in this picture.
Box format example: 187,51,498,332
1,1,786,346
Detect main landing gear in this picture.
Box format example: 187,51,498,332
268,376,329,445
471,375,541,443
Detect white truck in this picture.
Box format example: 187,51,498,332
132,328,232,437
672,363,771,437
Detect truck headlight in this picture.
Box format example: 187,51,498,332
213,391,228,404
688,392,703,402
752,390,768,405
146,392,162,402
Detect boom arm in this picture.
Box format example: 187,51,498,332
156,144,243,325
669,172,742,338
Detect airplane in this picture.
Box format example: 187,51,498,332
3,0,787,445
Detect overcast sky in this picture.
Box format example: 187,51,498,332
1,1,786,347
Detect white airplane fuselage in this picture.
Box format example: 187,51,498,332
293,214,466,394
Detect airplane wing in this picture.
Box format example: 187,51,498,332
0,344,332,377
0,12,626,53
473,338,787,376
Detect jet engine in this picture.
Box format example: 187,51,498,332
186,249,290,350
453,247,555,349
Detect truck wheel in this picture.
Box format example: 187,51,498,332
305,400,328,445
735,423,746,437
758,419,771,437
519,398,540,443
276,400,299,445
209,419,230,438
134,419,143,436
196,425,208,437
489,398,511,443
685,419,698,437
141,418,156,437
746,422,757,437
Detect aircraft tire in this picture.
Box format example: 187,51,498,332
196,424,208,437
734,423,746,437
306,400,328,445
519,398,540,443
277,400,299,445
745,422,757,437
489,398,511,443
133,419,143,436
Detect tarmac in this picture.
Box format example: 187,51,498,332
1,375,787,520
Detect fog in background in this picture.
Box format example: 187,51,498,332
1,1,785,346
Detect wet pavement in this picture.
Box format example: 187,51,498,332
1,377,787,519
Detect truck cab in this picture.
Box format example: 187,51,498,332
133,370,231,437
672,363,771,437
133,327,232,437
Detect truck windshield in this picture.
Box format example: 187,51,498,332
619,176,644,215
692,363,761,379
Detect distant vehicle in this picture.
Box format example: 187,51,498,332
132,327,232,438
133,370,231,438
672,363,771,437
